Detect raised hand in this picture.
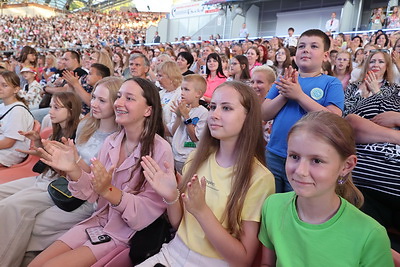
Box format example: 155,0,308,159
62,70,80,88
90,158,115,196
181,175,208,217
364,71,381,94
177,100,191,119
170,100,181,117
18,129,40,142
276,68,303,100
38,138,78,173
141,155,178,202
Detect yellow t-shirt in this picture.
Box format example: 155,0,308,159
177,152,275,259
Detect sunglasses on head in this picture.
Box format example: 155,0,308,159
370,49,390,54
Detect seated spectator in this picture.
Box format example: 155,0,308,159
375,33,390,49
246,47,262,73
0,71,34,167
19,67,43,110
29,78,173,267
227,55,251,85
157,61,183,137
176,52,194,76
128,53,150,80
204,53,227,103
273,47,292,77
333,51,352,90
167,74,208,173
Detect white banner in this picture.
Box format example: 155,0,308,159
170,1,219,19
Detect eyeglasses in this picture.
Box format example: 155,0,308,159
369,49,390,54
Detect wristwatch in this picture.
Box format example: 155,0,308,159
183,118,192,125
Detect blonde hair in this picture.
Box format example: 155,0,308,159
76,77,123,144
97,49,115,75
157,61,183,88
183,74,207,96
360,50,394,84
252,65,276,84
288,111,364,208
333,51,353,76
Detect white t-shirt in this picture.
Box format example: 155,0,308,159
159,87,181,126
0,102,34,166
168,105,208,163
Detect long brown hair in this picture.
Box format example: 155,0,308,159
76,77,122,144
122,78,164,191
51,92,81,142
180,81,265,236
288,111,364,208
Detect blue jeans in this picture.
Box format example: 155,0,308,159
265,150,293,193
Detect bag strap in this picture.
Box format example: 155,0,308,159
0,104,33,120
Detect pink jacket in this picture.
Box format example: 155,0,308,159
68,129,173,244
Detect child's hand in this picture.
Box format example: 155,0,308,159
90,158,115,196
182,175,208,217
141,156,179,202
364,71,380,94
170,100,181,117
38,139,77,172
276,70,303,100
178,100,191,119
18,129,40,142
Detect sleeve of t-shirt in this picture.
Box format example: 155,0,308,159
258,196,275,250
360,225,394,267
194,107,208,140
324,77,344,110
241,161,275,222
266,83,279,100
2,106,32,141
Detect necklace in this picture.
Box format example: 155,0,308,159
124,139,139,158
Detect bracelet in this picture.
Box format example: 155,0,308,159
75,155,82,164
111,191,123,207
163,189,180,205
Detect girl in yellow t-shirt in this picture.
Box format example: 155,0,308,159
140,81,275,266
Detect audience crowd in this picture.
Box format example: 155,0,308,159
0,5,398,267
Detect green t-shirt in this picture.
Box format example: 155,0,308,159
258,192,393,267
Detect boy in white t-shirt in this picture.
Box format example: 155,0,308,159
168,74,208,173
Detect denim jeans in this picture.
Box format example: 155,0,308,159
265,150,293,193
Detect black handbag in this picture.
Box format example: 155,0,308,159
47,177,85,212
129,214,173,265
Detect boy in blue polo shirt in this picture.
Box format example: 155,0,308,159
262,29,344,193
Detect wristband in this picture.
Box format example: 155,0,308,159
163,189,180,205
183,118,192,125
76,155,82,164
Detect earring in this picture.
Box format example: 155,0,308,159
338,176,346,185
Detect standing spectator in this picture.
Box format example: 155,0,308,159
239,23,249,38
325,12,340,33
387,6,400,29
153,31,161,43
283,28,298,47
370,8,386,30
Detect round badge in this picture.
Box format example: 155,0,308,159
310,88,324,100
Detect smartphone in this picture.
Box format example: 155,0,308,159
200,65,206,75
85,226,111,245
